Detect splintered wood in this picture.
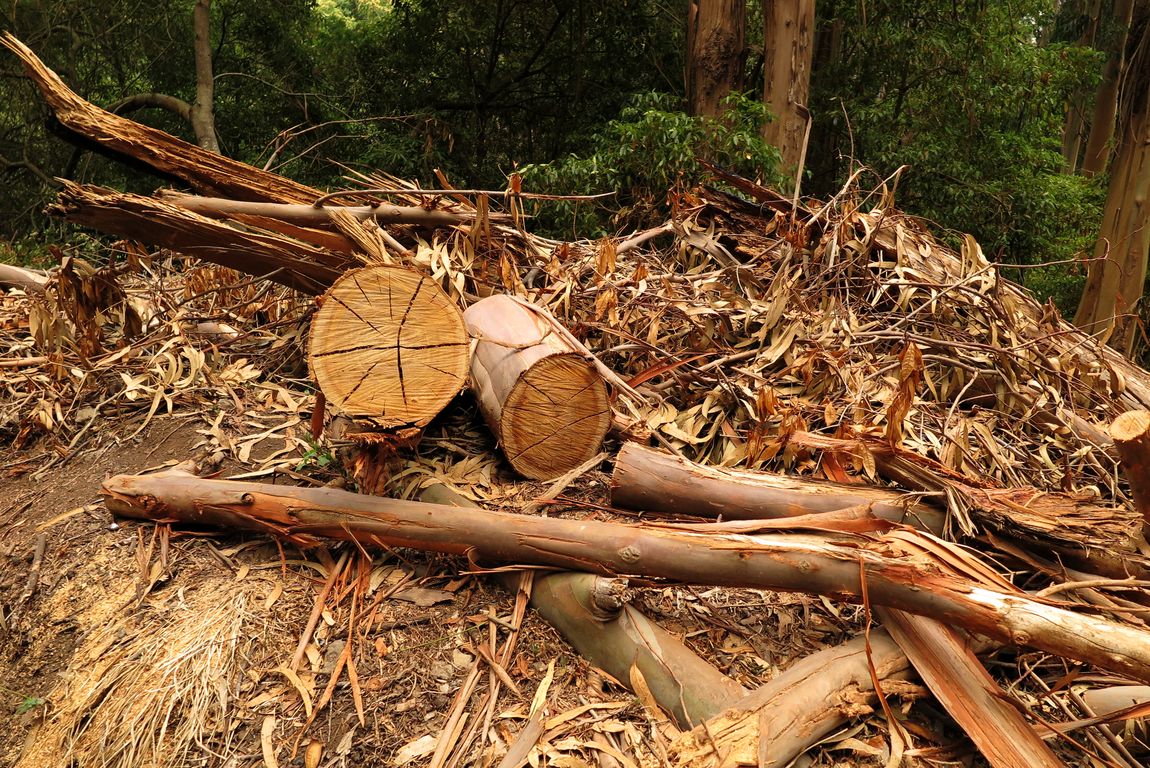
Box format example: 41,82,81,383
308,265,469,428
464,295,610,480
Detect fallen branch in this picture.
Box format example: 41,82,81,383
101,467,1150,683
1109,410,1150,539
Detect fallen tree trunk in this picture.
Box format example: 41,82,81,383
2,33,319,204
309,265,470,429
463,295,611,480
100,467,1150,683
611,442,946,534
48,182,351,294
668,630,914,768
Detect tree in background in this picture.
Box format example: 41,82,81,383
762,0,814,180
1073,3,1150,347
686,0,746,117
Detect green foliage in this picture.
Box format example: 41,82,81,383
520,91,783,236
808,0,1106,310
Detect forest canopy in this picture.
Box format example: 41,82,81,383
0,1,1135,316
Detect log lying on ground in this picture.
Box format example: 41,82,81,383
463,295,611,480
0,264,49,294
1109,410,1150,539
2,33,319,204
309,265,470,429
101,467,1150,683
49,182,351,294
668,630,914,768
611,442,946,534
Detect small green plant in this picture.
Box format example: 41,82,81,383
521,91,784,236
0,683,45,714
295,436,335,471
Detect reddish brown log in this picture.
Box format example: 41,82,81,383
611,442,945,534
1109,410,1150,539
100,467,1150,683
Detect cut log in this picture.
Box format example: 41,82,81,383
611,442,946,534
463,295,611,480
101,467,1150,683
309,265,470,429
1109,410,1150,538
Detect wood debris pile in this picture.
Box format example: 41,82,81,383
5,33,1150,768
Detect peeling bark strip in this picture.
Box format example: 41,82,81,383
463,295,611,480
102,467,1150,683
611,442,946,534
308,265,470,429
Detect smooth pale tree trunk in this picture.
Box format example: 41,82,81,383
1082,0,1136,176
685,0,746,117
762,0,814,176
1074,31,1150,349
191,0,220,153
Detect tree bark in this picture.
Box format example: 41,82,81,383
1082,0,1136,176
309,265,470,429
610,442,946,534
1109,409,1150,538
686,0,746,117
156,192,494,228
1074,13,1150,350
101,467,1150,683
191,0,220,154
762,0,815,175
463,295,611,480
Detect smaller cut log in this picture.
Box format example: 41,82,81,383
1109,410,1150,538
464,294,611,480
612,442,945,534
309,265,470,429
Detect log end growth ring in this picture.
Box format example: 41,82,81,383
500,352,610,480
308,265,469,428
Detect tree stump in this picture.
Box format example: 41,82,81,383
463,295,611,480
1109,409,1150,538
308,265,469,429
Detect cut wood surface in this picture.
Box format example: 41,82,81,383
611,442,946,534
101,467,1150,683
1109,409,1150,536
464,295,610,480
309,265,470,428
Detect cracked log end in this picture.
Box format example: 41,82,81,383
465,295,610,481
308,265,469,429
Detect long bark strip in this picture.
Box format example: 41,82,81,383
878,608,1065,768
157,192,494,228
611,442,946,534
1,33,318,203
101,468,1150,683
